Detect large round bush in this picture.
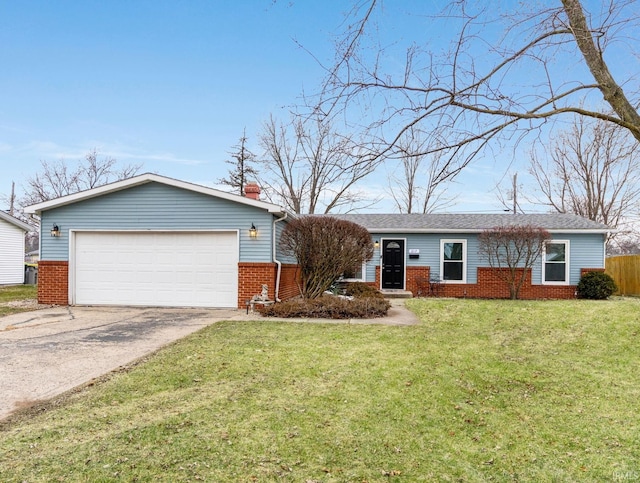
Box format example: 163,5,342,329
576,271,617,300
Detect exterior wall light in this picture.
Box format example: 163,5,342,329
374,240,379,249
249,223,258,238
50,224,61,237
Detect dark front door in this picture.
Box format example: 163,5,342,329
382,239,405,289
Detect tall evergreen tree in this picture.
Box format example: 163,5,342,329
218,128,258,195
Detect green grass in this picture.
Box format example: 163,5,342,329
1,298,639,482
0,284,37,317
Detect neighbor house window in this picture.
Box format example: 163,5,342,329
543,240,569,284
441,239,466,283
343,262,366,282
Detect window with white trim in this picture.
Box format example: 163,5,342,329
542,240,570,284
343,261,366,282
440,239,467,283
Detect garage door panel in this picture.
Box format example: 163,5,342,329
74,232,238,307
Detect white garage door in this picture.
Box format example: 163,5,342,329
73,231,238,307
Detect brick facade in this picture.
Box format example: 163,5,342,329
374,265,605,300
237,262,301,308
38,260,599,308
37,260,69,305
406,266,432,296
278,264,301,301
238,262,277,308
37,260,300,309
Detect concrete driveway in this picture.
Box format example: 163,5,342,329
0,305,248,421
0,300,418,422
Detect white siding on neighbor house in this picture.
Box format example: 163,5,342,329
40,182,276,263
0,219,26,285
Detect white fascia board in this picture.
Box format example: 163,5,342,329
23,173,288,215
0,211,33,231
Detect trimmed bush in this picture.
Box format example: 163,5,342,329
260,295,391,319
577,271,617,300
344,282,385,299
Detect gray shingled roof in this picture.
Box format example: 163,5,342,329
329,213,610,233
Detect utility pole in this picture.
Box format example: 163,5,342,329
512,173,517,214
9,181,15,216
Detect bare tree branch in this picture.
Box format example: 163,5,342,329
387,126,456,213
528,116,640,243
19,150,142,229
316,1,640,177
478,225,551,299
259,113,381,214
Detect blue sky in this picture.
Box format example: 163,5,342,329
1,1,603,214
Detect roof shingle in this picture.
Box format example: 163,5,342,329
330,213,610,232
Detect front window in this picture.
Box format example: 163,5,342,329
343,262,366,282
441,239,466,283
543,241,569,284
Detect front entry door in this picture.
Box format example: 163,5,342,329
381,239,405,289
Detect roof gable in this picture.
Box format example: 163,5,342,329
0,211,33,232
331,213,610,233
23,173,288,215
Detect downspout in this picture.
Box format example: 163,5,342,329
272,212,288,302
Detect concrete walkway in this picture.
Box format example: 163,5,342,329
0,300,419,421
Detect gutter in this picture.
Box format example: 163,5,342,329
272,212,288,302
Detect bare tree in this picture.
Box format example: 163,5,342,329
279,216,373,299
529,117,640,239
217,128,258,195
22,149,142,206
317,1,640,178
259,114,380,214
608,234,640,255
478,225,551,300
388,127,455,213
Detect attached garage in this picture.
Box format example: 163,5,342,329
71,231,239,307
25,173,292,309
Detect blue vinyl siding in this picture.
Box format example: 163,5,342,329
365,231,605,286
274,216,297,264
367,233,479,284
530,233,605,285
40,182,275,262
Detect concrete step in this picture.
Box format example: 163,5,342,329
381,289,413,299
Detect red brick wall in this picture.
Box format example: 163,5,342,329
420,267,577,299
38,260,69,305
386,264,584,299
237,262,302,308
37,260,301,309
238,262,277,308
278,263,301,301
39,260,597,308
406,266,431,295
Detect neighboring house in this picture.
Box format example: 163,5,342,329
24,173,297,308
0,211,33,285
24,173,610,308
333,213,610,299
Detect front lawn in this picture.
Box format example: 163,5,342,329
0,284,38,317
1,298,638,481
